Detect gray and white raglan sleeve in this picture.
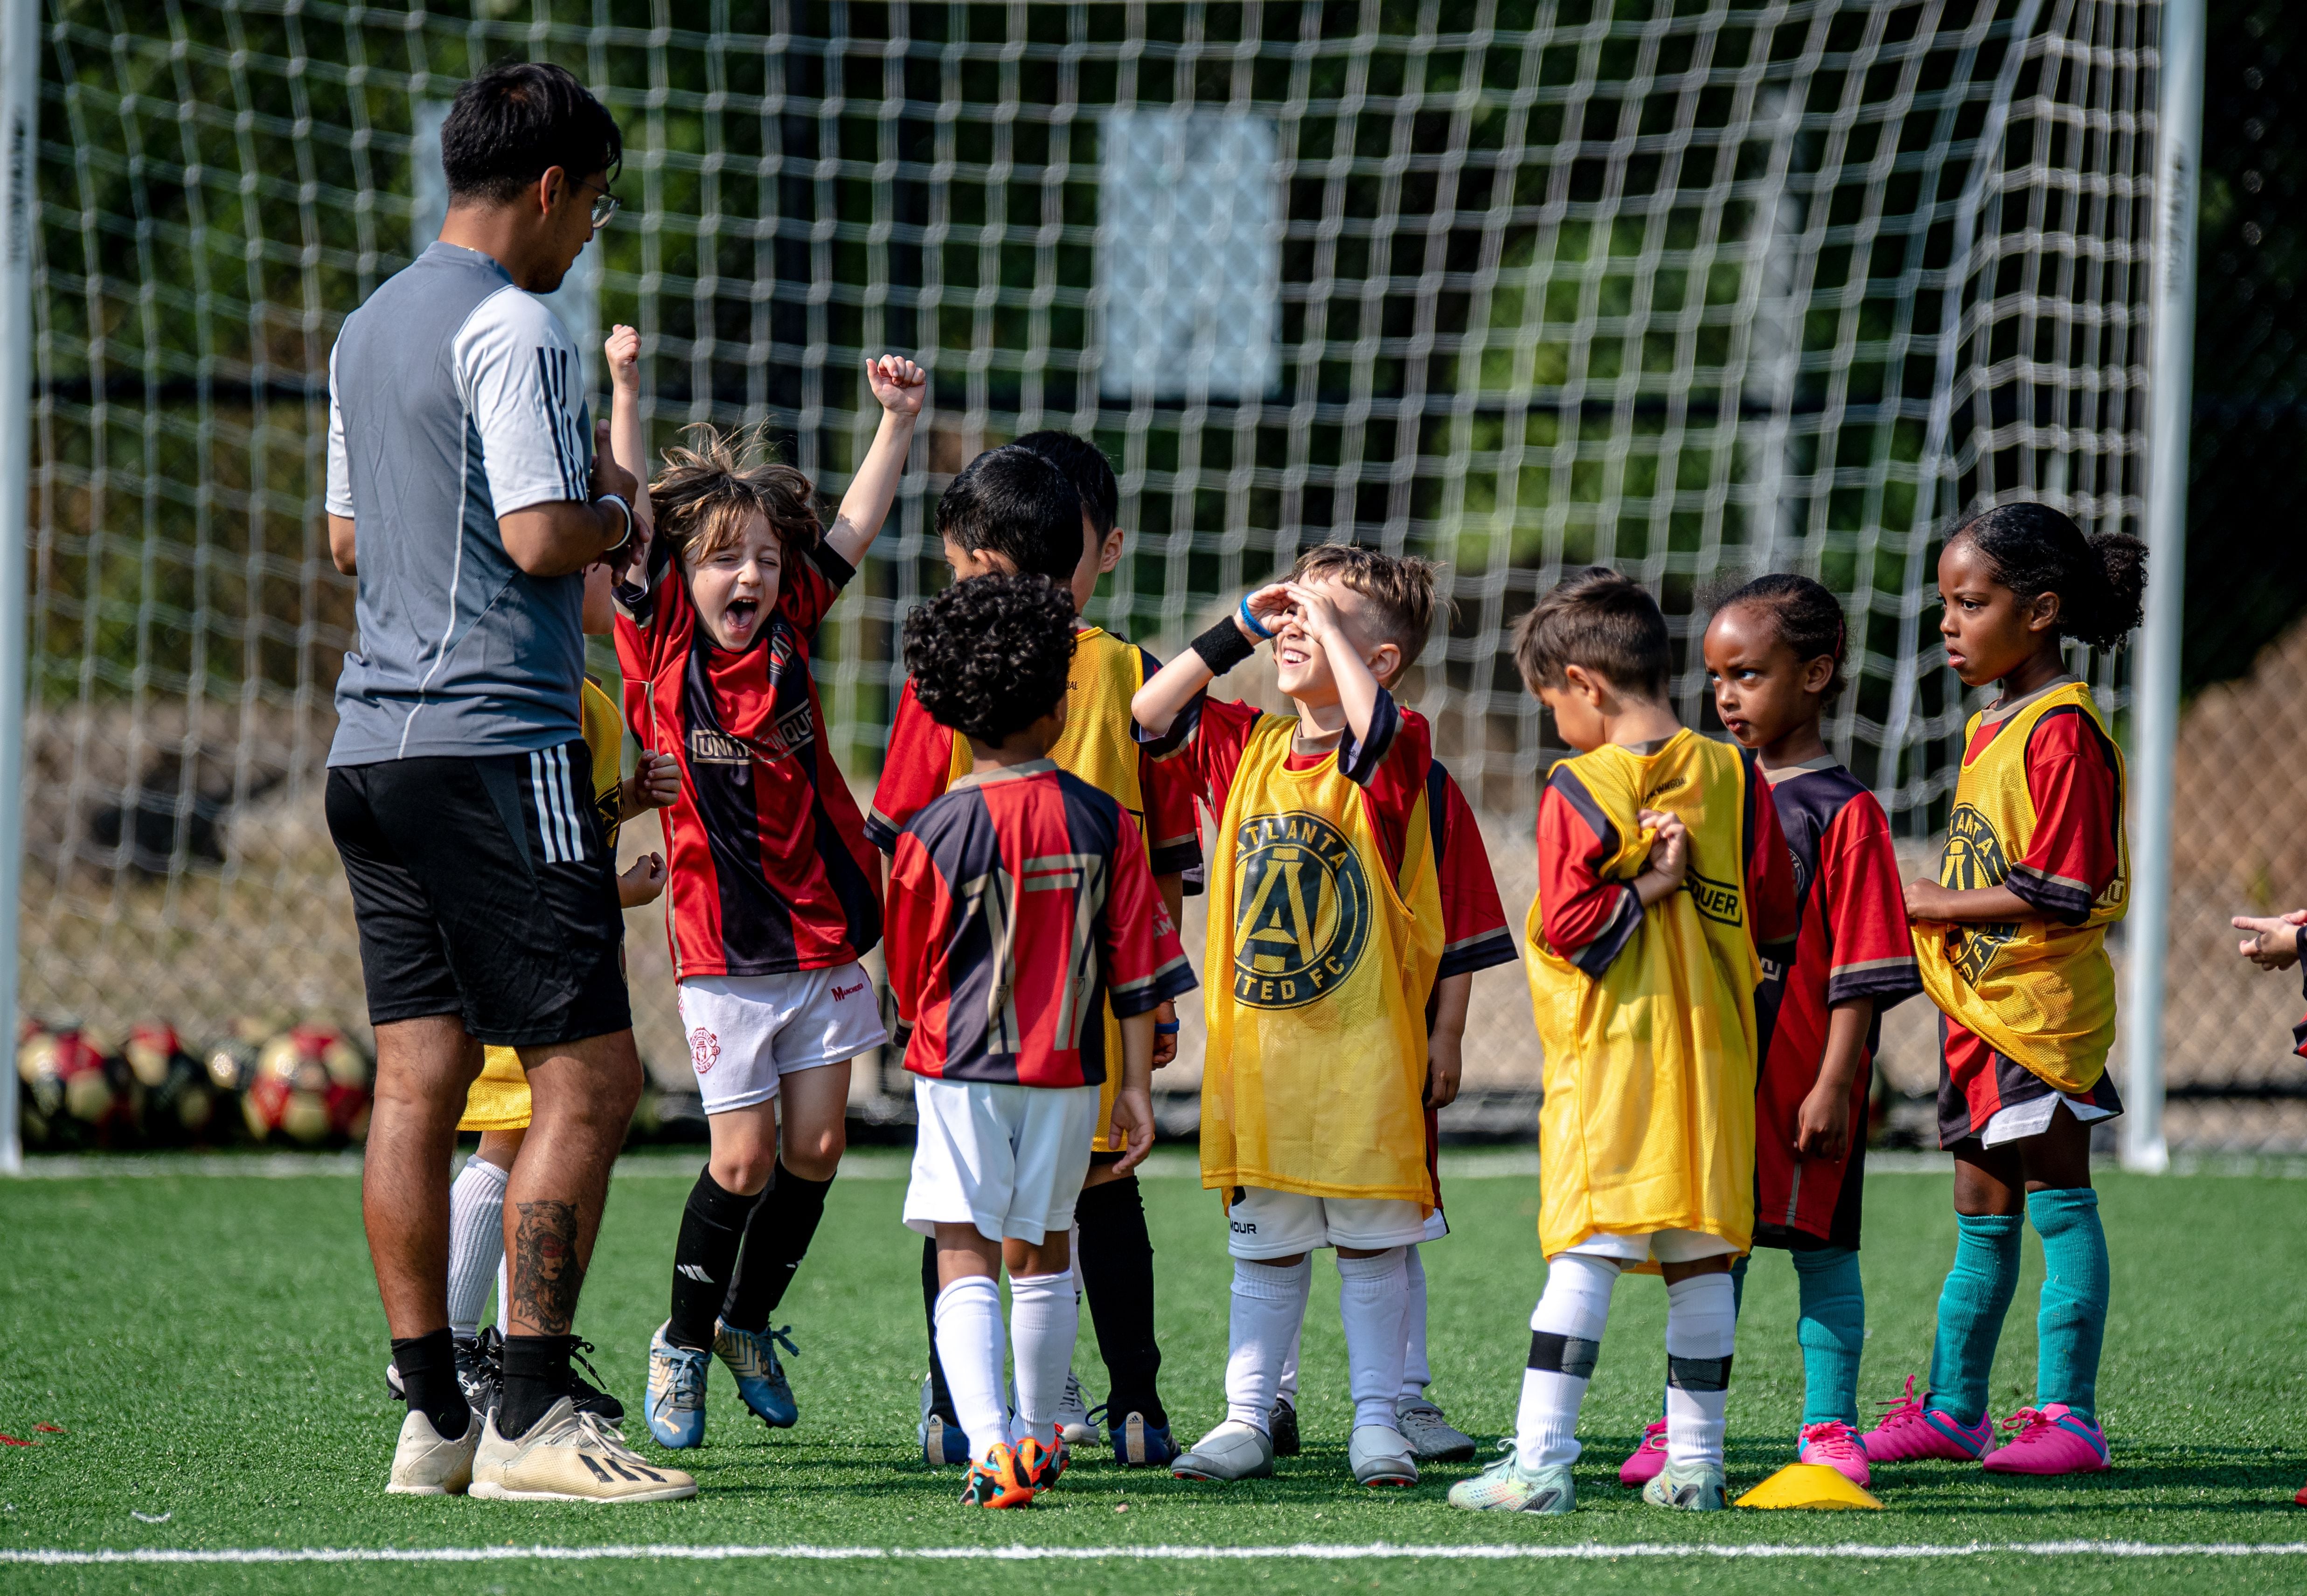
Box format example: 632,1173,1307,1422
452,285,594,520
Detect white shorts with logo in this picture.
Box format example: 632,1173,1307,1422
676,965,888,1117
903,1078,1099,1245
1224,1187,1432,1260
1558,1227,1739,1266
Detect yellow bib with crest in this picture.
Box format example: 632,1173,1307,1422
1914,680,2127,1094
1522,729,1764,1262
1199,715,1442,1204
939,628,1165,1150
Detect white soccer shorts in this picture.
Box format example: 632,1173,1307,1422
675,965,888,1117
903,1077,1099,1245
1224,1187,1431,1260
1559,1227,1739,1266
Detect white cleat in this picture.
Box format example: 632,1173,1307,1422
469,1397,697,1503
385,1405,479,1496
1350,1423,1420,1487
1171,1419,1277,1482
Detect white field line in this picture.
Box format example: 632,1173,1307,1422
5,1541,2306,1567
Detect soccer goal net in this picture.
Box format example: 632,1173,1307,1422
15,1,2157,1100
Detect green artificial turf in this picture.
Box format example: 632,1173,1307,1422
1,1153,2303,1595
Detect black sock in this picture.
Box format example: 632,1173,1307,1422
497,1333,573,1441
721,1161,834,1332
668,1168,758,1350
391,1329,470,1441
922,1234,958,1424
1075,1174,1166,1428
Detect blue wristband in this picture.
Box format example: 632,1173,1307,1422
1237,595,1274,640
1155,1020,1181,1035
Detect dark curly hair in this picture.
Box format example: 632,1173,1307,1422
1710,572,1849,703
1947,501,2147,651
903,574,1078,744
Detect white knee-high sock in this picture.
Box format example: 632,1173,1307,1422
1336,1248,1411,1432
494,1257,508,1336
1400,1243,1430,1402
1517,1253,1619,1471
1664,1271,1737,1469
1279,1322,1302,1406
1008,1271,1076,1449
933,1275,1011,1464
1225,1257,1312,1430
445,1156,509,1339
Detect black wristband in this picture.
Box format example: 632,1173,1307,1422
1191,614,1258,676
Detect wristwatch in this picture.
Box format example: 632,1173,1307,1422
594,492,634,554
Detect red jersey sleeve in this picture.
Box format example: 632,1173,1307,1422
868,678,961,854
1098,808,1198,1020
1144,694,1262,818
2008,706,2123,924
1742,751,1800,961
777,540,855,635
883,827,947,1031
1535,765,1642,977
1433,765,1515,979
1352,694,1427,881
1141,742,1203,881
1820,789,1923,1008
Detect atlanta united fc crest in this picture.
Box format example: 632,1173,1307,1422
1231,811,1373,1010
1941,803,2016,982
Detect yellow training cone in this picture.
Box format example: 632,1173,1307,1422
1734,1462,1884,1510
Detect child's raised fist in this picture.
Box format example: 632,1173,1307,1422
618,851,667,909
866,354,928,416
605,324,641,388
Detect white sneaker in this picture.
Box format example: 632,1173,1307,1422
385,1406,479,1496
1396,1395,1478,1461
470,1397,697,1503
1056,1372,1098,1447
1171,1420,1277,1482
1349,1423,1420,1487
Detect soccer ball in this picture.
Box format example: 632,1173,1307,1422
17,1019,68,1149
19,1025,139,1148
245,1024,370,1144
125,1022,220,1145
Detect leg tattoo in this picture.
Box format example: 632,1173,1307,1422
512,1200,585,1334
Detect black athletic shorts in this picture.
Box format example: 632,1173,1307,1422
326,742,631,1048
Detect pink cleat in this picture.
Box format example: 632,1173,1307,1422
1859,1376,1992,1463
1798,1420,1871,1486
1618,1418,1668,1486
1980,1405,2109,1475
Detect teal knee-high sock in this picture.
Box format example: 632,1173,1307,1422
1927,1213,2023,1428
2026,1188,2109,1421
1790,1246,1864,1428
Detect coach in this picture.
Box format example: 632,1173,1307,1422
323,62,690,1503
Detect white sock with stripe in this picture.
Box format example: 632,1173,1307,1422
445,1155,508,1340
932,1275,1011,1464
1224,1257,1312,1430
1008,1270,1075,1450
1664,1271,1737,1469
1517,1252,1619,1471
1336,1247,1411,1431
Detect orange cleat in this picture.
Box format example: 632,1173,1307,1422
959,1443,1038,1509
1018,1434,1070,1492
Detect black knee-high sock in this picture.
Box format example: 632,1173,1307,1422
722,1160,834,1332
668,1168,757,1350
922,1234,958,1424
1075,1174,1166,1428
392,1328,470,1441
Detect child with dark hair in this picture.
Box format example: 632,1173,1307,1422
1451,567,1799,1515
617,358,926,1453
1864,502,2146,1478
888,573,1197,1509
1600,572,1917,1491
872,433,1201,1468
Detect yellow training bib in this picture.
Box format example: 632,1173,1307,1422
459,678,625,1133
1913,680,2127,1094
1523,729,1765,1262
1200,716,1442,1204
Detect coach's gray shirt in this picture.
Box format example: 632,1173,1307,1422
325,242,594,766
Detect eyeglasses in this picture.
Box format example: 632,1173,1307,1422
571,176,620,230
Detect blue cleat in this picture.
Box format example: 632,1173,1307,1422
713,1319,799,1429
644,1320,709,1449
919,1374,972,1467
1099,1406,1181,1469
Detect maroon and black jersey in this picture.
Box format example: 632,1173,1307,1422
887,760,1196,1088
615,534,881,979
1753,762,1920,1251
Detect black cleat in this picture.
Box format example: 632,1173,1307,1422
1269,1396,1301,1457
564,1337,625,1423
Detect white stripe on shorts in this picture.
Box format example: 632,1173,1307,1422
529,750,561,865
554,744,585,863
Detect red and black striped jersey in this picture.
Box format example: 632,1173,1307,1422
887,761,1196,1088
614,535,881,978
1753,761,1920,1248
